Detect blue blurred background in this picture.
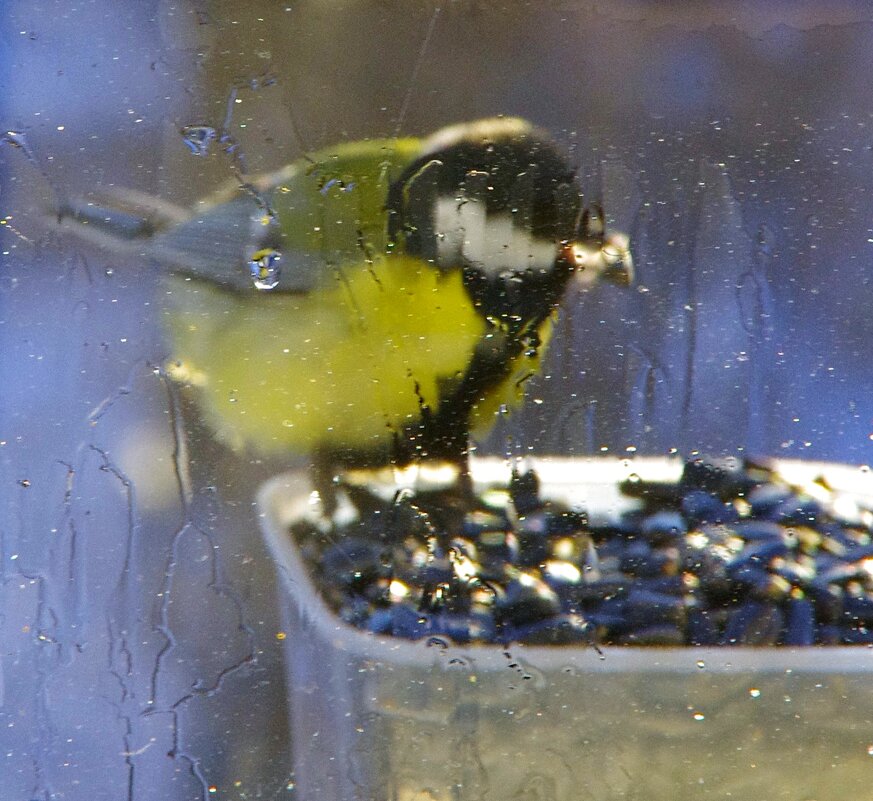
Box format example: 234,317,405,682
2,1,873,797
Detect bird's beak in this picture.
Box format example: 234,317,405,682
568,230,634,288
598,231,634,286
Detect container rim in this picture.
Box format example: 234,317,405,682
257,455,873,675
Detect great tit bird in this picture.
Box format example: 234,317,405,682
59,117,632,499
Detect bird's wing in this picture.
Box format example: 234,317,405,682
58,137,425,294
150,137,427,293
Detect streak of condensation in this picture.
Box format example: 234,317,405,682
115,421,187,513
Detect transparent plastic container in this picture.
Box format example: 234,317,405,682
258,458,873,801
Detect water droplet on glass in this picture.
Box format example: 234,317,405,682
319,177,355,195
248,71,278,90
4,130,29,150
180,125,217,157
521,330,541,358
3,130,38,164
249,248,281,290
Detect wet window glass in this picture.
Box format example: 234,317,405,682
3,2,873,799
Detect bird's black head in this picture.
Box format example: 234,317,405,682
386,118,583,331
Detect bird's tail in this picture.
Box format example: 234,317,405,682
55,187,189,253
56,185,263,287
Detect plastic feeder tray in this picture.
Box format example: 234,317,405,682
257,457,873,801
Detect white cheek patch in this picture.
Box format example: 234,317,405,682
434,196,483,264
434,198,558,276
472,215,560,276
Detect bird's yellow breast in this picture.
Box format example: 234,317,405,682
162,255,518,457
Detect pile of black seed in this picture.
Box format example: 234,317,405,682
290,458,873,646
